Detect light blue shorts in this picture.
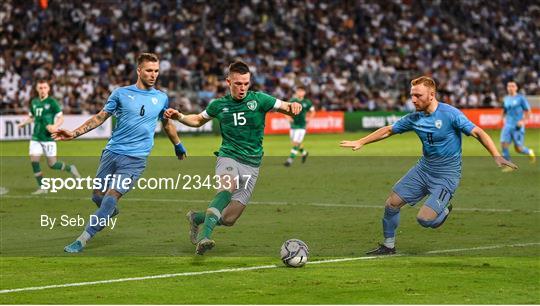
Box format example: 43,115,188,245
501,125,525,147
95,150,147,194
393,165,459,214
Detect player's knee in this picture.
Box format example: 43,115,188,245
105,189,122,200
218,186,236,194
220,215,237,227
91,192,103,206
385,197,402,210
416,216,436,228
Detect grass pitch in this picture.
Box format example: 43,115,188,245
1,130,539,304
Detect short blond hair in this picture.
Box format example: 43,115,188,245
411,76,436,92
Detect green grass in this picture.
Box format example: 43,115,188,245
1,130,539,304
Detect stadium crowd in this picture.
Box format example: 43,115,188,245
1,0,538,115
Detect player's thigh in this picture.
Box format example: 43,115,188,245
95,150,117,184
113,155,147,195
42,141,57,158
221,200,247,226
29,140,44,157
291,129,306,144
215,157,241,192
500,127,513,144
230,163,259,206
421,177,458,220
391,166,429,207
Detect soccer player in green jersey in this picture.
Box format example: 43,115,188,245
284,86,315,167
164,60,302,255
17,80,80,194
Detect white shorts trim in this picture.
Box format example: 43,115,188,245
29,140,57,157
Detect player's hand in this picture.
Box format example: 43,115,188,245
174,142,187,160
164,108,181,120
494,156,518,170
52,129,75,141
340,140,363,151
46,125,57,133
516,120,524,129
290,102,302,115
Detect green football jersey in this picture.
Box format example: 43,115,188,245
290,97,313,129
29,96,62,141
206,91,278,167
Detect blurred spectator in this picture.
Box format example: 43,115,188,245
1,0,538,115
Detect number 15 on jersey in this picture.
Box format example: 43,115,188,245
233,112,246,126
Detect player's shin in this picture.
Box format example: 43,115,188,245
289,146,299,159
518,146,530,155
91,193,103,207
192,211,205,225
502,147,510,160
31,162,43,187
85,195,118,237
382,206,400,248
50,161,71,172
201,190,232,239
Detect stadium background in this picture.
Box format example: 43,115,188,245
1,0,539,304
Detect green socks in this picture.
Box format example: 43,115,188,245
31,162,43,187
201,190,232,239
289,145,300,159
50,161,72,172
192,211,206,225
32,161,75,187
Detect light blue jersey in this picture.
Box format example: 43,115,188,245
503,94,530,127
104,85,168,157
392,103,476,178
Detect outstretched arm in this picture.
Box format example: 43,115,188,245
164,108,211,128
46,113,64,133
17,116,34,128
340,125,394,151
52,110,111,140
470,126,517,169
276,100,302,117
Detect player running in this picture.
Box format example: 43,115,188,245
17,79,80,194
500,81,536,170
284,86,315,167
165,60,302,255
340,76,517,255
53,53,187,253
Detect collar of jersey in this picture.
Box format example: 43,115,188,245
128,84,156,93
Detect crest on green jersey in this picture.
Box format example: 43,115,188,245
247,100,257,111
44,104,50,110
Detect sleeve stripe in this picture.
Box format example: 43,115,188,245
201,110,212,119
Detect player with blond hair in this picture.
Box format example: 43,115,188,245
341,76,517,254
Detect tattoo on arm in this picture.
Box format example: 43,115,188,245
73,111,110,138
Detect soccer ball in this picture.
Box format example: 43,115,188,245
280,239,309,267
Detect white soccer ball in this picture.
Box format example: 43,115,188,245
280,239,309,267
